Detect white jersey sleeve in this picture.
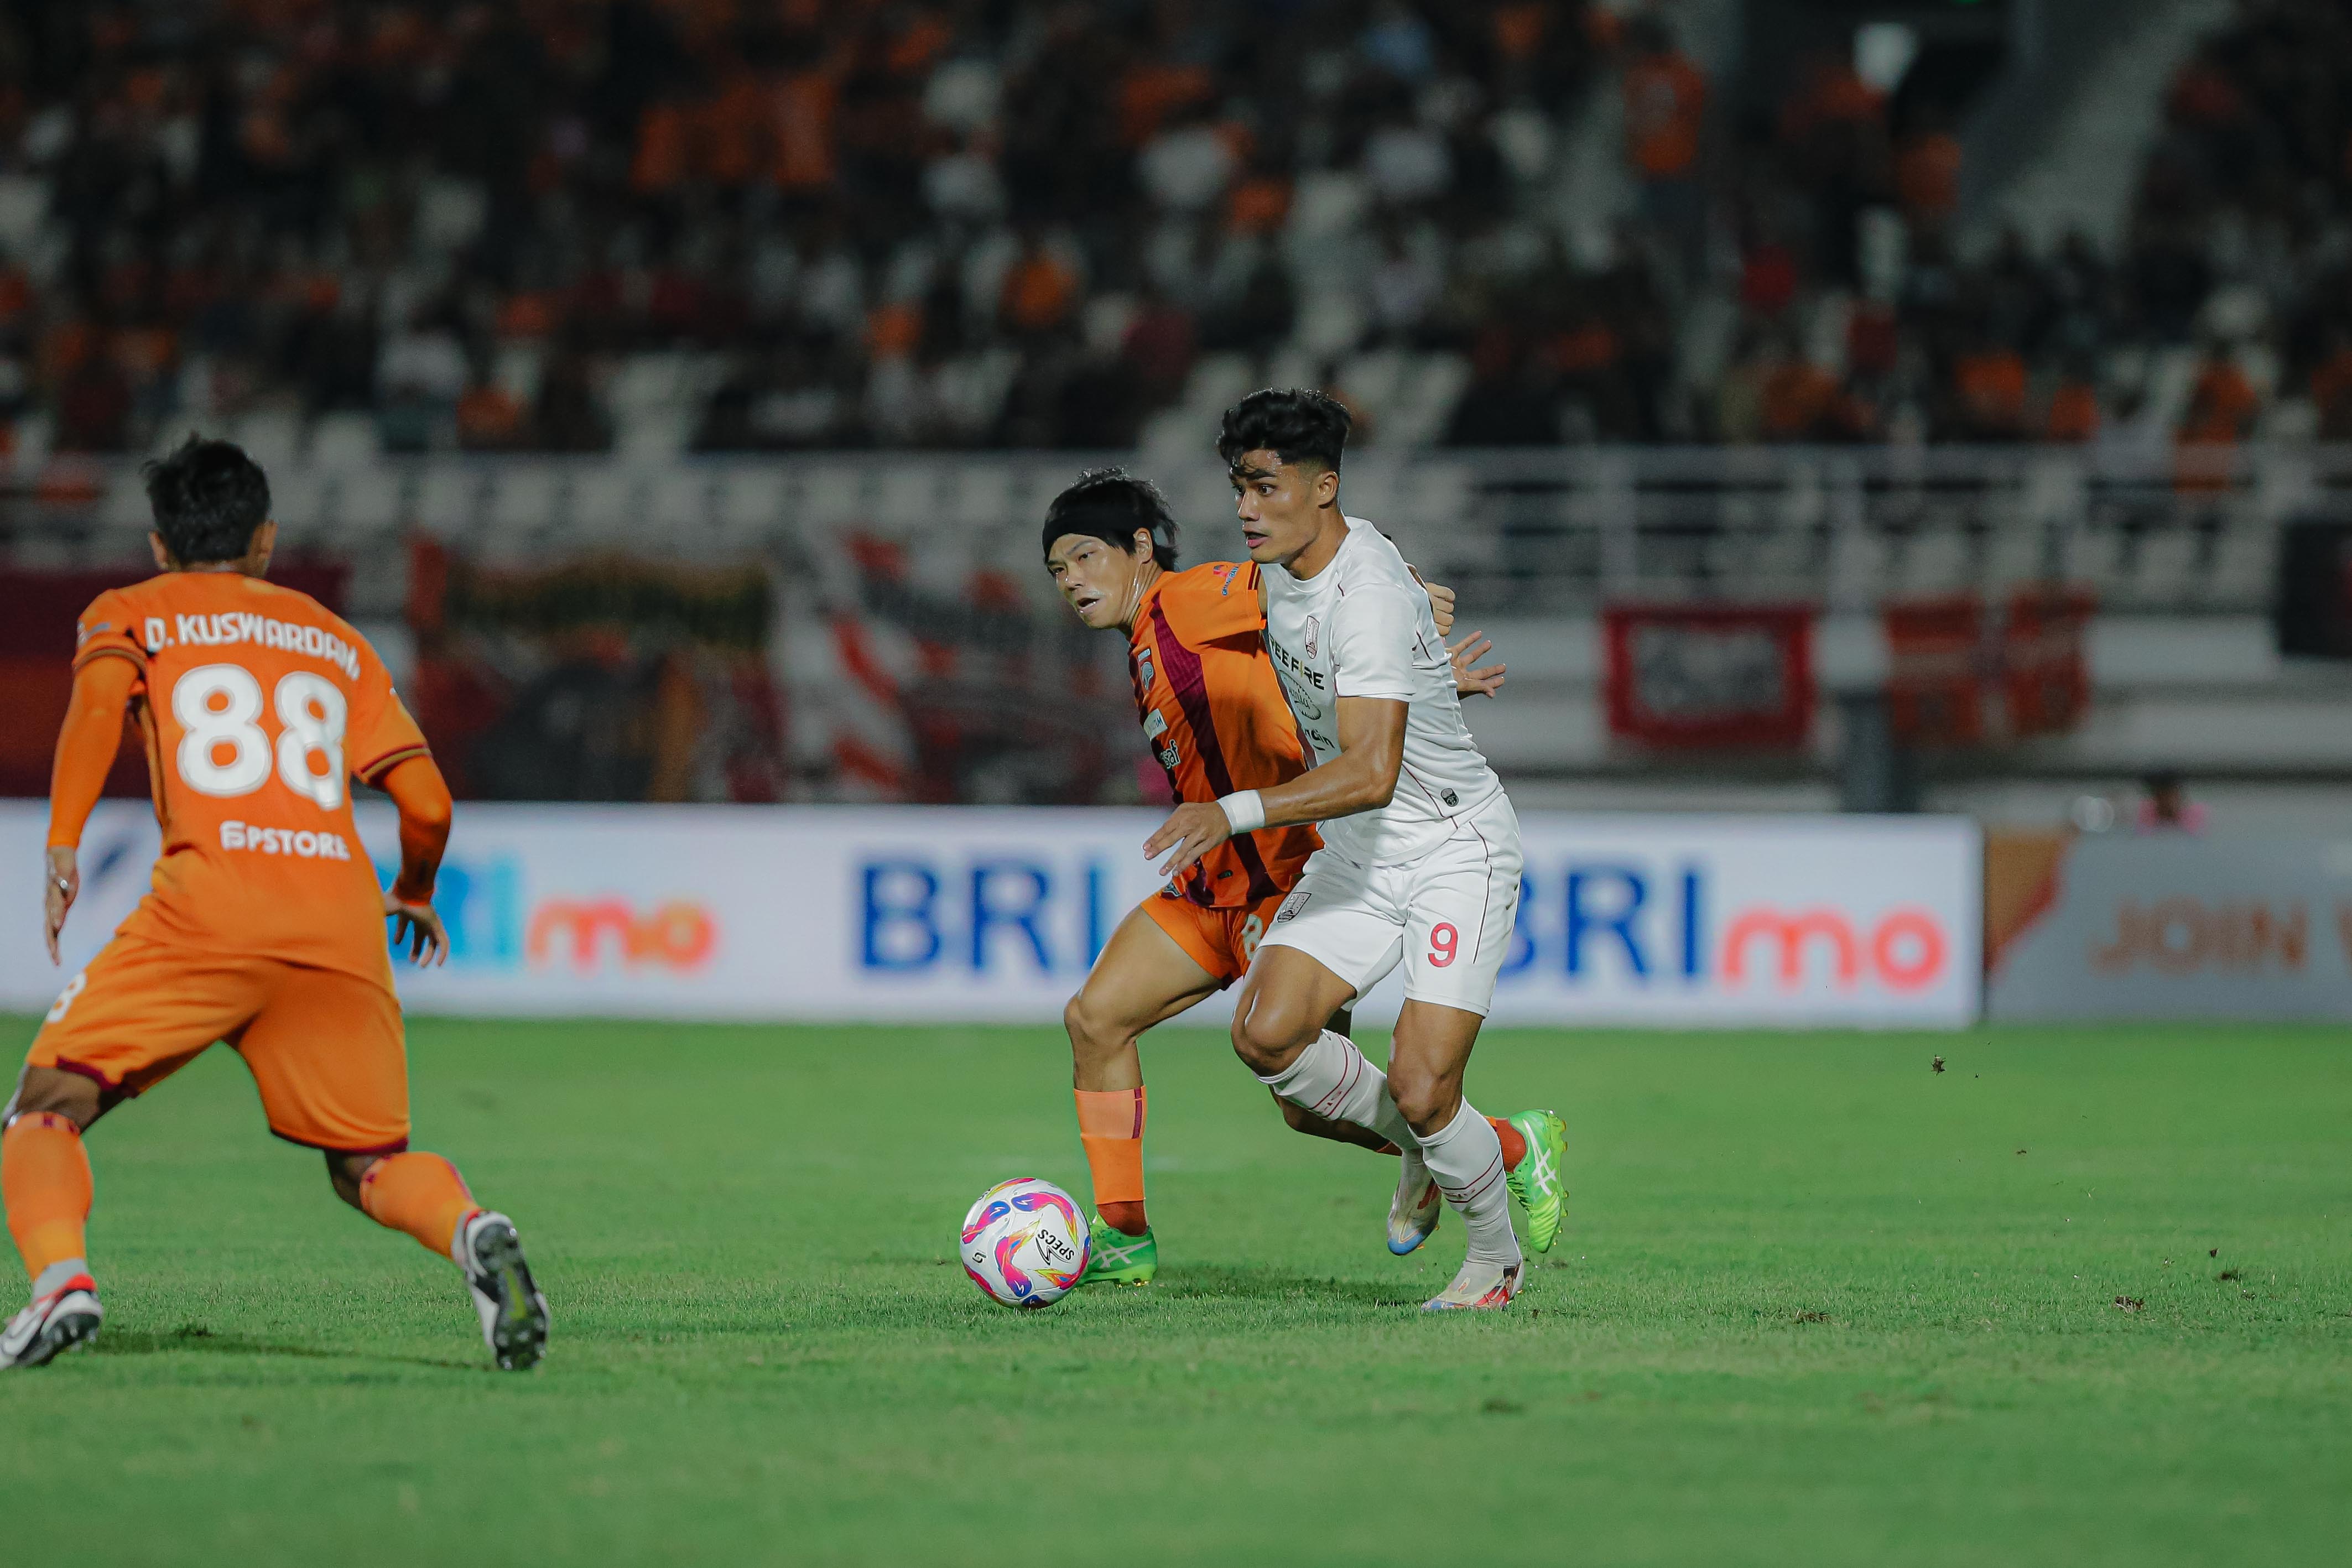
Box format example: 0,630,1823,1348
1329,583,1419,702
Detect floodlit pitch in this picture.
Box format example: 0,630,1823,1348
7,1015,2346,1567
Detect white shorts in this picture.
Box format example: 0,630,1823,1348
1258,795,1523,1017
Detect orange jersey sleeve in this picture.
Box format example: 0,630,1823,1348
1130,566,1319,908
347,637,432,788
86,572,417,987
48,650,139,850
71,586,151,678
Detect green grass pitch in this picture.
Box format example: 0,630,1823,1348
3,1015,2346,1566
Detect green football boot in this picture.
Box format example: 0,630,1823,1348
1503,1109,1569,1254
1079,1214,1157,1286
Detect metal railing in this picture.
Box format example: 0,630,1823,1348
4,444,2337,622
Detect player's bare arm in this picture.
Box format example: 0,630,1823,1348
379,754,455,967
40,654,139,965
1145,695,1404,877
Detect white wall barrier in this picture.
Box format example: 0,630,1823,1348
1,804,1981,1029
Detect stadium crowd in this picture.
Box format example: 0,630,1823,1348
1700,0,2352,451
0,0,2346,457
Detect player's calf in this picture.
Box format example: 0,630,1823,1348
352,1150,549,1369
1274,1092,1397,1153
2,1103,103,1369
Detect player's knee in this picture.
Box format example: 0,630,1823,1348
1230,997,1308,1076
7,1066,102,1131
1064,992,1139,1078
1063,992,1110,1057
325,1151,381,1212
1386,1066,1456,1133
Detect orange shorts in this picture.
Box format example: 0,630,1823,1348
27,935,410,1154
1141,886,1289,986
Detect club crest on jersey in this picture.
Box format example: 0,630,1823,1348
1133,647,1156,690
1304,616,1319,659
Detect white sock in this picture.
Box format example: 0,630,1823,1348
1394,1140,1433,1212
1257,1029,1414,1148
1415,1102,1521,1268
32,1258,89,1298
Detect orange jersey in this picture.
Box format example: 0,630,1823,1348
66,572,429,985
1128,562,1320,908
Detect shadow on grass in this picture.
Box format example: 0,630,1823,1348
94,1327,485,1373
1146,1263,1420,1309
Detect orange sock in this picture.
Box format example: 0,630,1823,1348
358,1152,478,1259
1490,1116,1526,1171
1075,1087,1147,1236
3,1113,93,1281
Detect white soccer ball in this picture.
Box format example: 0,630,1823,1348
960,1178,1090,1309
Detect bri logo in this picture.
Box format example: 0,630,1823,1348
1501,861,1951,993
377,852,716,972
860,856,1120,975
527,899,716,971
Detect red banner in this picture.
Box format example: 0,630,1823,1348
1883,594,1987,747
1603,604,1814,749
2001,586,2094,737
1882,587,2095,748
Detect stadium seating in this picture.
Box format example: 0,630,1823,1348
0,2,2342,459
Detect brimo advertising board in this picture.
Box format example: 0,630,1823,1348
0,804,1981,1028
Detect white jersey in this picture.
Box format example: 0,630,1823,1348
1262,514,1506,865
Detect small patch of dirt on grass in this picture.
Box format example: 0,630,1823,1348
2216,1268,2242,1282
2113,1296,2143,1312
1481,1397,1524,1415
1793,1310,1831,1324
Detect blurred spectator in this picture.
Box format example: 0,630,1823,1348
2134,771,2209,834
2044,372,2102,444
1621,19,1708,290
1893,120,1961,230
1953,343,2030,441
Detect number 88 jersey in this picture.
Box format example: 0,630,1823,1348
74,572,430,983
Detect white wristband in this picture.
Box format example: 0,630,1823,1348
1218,790,1267,835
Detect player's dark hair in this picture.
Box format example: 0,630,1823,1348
143,435,272,564
1217,387,1351,476
1042,467,1179,570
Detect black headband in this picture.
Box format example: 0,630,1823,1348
1043,500,1170,558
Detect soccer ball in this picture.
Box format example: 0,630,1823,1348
960,1178,1090,1309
